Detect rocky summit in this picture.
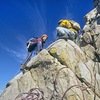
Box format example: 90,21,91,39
0,0,100,100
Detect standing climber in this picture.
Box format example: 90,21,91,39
20,34,48,70
56,19,80,41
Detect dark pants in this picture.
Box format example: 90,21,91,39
22,43,37,66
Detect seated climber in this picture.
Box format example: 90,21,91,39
56,19,80,41
20,34,48,70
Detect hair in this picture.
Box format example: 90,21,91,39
41,34,48,38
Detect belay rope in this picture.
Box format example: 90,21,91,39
14,88,44,100
3,39,100,100
47,39,100,99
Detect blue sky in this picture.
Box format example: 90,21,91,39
0,0,94,92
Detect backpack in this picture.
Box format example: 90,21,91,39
59,20,72,29
26,38,41,48
26,38,36,46
69,20,80,31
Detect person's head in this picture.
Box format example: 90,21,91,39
41,34,48,43
58,19,63,25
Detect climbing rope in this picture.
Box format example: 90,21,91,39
51,67,86,100
10,39,100,100
49,39,100,99
15,88,44,100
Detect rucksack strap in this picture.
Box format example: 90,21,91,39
26,38,42,49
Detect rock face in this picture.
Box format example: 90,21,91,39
80,0,100,61
0,1,100,100
79,0,100,100
0,39,100,100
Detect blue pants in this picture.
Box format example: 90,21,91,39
22,43,37,66
22,42,42,66
56,26,75,40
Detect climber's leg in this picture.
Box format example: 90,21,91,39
20,52,33,70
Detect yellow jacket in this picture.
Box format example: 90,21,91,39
59,20,78,36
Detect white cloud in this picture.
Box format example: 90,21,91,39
15,0,47,35
64,0,74,19
65,7,74,19
5,47,26,63
0,40,27,63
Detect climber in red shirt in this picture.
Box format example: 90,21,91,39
20,34,48,70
